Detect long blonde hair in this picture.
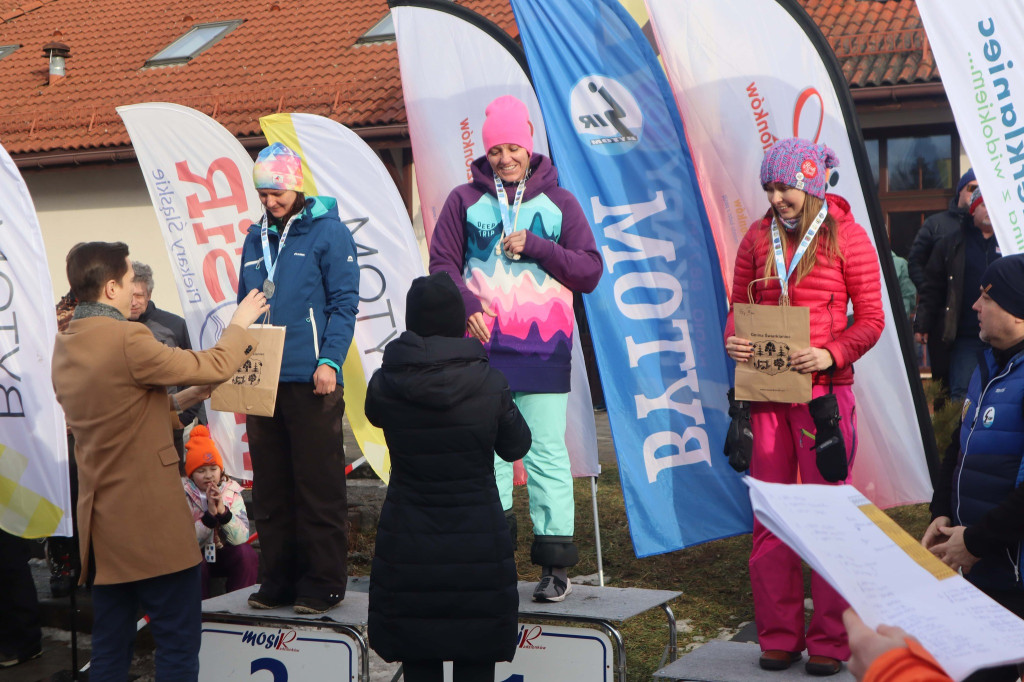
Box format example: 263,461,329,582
760,191,843,284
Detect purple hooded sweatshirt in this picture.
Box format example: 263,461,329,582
429,154,602,393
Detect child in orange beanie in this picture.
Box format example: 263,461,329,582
182,425,258,599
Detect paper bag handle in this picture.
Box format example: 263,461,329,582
747,276,791,306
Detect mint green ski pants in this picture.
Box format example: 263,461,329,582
494,392,574,537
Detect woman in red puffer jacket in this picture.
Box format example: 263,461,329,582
724,138,884,676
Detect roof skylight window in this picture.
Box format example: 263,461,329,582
145,20,244,67
357,13,395,44
0,45,19,61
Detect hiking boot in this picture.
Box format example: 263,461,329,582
247,588,293,610
805,655,842,676
759,650,802,671
294,593,343,615
532,567,572,603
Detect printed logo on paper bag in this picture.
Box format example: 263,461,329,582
232,358,263,386
751,340,792,376
570,76,642,154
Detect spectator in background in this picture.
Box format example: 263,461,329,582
922,254,1024,682
892,252,916,321
0,529,42,668
48,290,83,598
182,426,258,599
915,188,1001,402
908,169,978,405
130,261,202,460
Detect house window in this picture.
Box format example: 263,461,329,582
145,20,244,67
863,127,957,259
0,45,19,61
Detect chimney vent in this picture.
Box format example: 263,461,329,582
42,41,70,83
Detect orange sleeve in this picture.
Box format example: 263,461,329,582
863,639,951,682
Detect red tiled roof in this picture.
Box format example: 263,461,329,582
801,0,939,88
0,0,937,158
0,0,517,156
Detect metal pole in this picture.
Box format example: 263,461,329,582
69,573,78,679
590,476,604,587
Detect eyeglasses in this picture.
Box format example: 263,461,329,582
965,183,979,193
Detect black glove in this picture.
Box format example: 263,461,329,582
724,388,753,472
808,392,848,482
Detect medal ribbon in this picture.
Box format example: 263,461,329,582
493,173,528,239
259,211,300,283
770,201,828,301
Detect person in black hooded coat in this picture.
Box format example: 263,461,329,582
365,272,532,682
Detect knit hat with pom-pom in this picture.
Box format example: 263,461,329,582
760,137,840,199
184,425,224,478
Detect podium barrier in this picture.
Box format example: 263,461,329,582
201,588,369,682
201,580,680,681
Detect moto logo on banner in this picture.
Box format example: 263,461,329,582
571,76,643,153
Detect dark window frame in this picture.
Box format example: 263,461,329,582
863,123,959,206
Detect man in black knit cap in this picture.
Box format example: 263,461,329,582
923,253,1024,682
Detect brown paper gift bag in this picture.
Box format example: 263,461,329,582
733,279,812,403
211,324,285,417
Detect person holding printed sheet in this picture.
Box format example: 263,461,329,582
236,143,360,615
723,138,884,675
429,95,602,603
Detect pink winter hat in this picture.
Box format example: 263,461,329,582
760,137,839,199
482,95,534,156
253,142,304,192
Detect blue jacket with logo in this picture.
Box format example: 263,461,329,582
236,196,359,384
952,347,1024,592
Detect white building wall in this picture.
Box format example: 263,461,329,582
24,163,187,316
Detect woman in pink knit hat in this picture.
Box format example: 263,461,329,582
723,137,885,675
429,95,603,603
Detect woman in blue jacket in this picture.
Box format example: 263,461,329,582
236,143,360,615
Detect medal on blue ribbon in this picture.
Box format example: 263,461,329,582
770,201,829,304
259,213,298,300
493,172,528,261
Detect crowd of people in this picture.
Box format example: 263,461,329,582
2,93,1021,682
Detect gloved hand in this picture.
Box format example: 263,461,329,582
724,388,753,472
808,392,848,482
